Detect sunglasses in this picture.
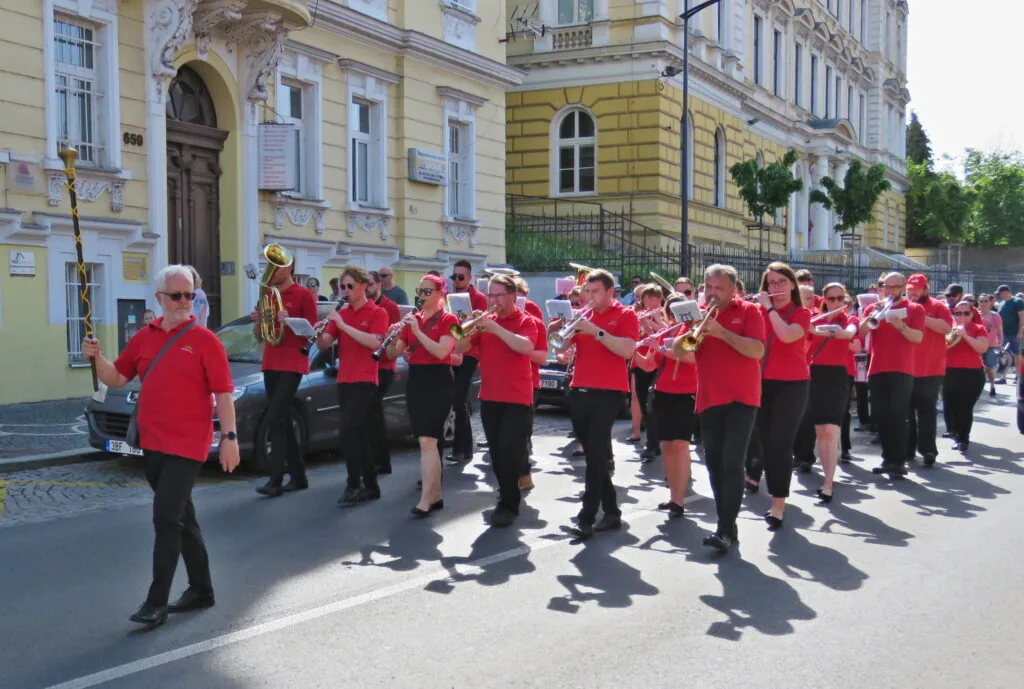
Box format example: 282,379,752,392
826,296,845,303
450,274,467,281
159,291,196,302
380,273,392,278
681,289,693,296
954,310,972,316
415,287,435,297
570,302,582,308
341,282,356,290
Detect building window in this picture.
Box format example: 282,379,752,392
837,0,843,25
350,99,382,206
835,75,842,119
860,0,867,43
716,0,727,44
555,109,596,194
54,16,102,165
753,15,763,86
65,261,102,366
810,55,819,116
825,66,833,117
849,0,856,37
280,80,310,197
557,0,593,25
713,127,726,208
847,85,854,120
773,29,782,97
443,0,475,11
794,43,803,107
858,93,866,144
446,120,474,220
896,22,903,69
885,12,892,58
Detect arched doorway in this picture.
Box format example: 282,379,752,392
166,66,227,328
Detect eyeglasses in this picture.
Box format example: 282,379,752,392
826,296,845,303
570,301,582,308
954,310,972,316
341,282,356,290
380,273,392,278
883,283,904,289
337,284,348,291
450,274,468,281
306,283,318,289
415,288,435,297
766,279,790,288
159,291,196,302
681,289,693,296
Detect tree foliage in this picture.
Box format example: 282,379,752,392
729,149,804,230
906,161,973,247
906,112,932,166
962,149,1024,246
809,160,892,235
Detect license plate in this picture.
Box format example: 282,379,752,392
540,379,560,390
106,440,143,456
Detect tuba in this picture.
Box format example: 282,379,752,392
258,244,294,346
569,262,596,287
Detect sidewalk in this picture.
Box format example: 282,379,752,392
0,397,100,470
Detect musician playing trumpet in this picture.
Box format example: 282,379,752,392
630,284,666,460
942,301,989,453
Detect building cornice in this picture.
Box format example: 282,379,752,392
309,3,526,89
337,58,401,84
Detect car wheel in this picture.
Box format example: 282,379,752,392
249,408,306,474
442,408,457,445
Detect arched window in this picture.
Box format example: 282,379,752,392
713,127,726,207
554,108,596,195
166,66,217,127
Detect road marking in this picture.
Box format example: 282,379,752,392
0,479,150,489
42,498,708,689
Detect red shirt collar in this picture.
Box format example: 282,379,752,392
149,315,196,332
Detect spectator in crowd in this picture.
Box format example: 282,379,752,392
997,285,1024,380
619,275,643,305
379,266,409,306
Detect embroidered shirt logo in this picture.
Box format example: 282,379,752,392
181,345,195,354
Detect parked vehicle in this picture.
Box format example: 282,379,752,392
536,357,631,417
85,316,480,471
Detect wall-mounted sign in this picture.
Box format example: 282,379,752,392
258,123,297,191
408,148,447,185
122,252,148,282
9,161,43,194
9,249,36,276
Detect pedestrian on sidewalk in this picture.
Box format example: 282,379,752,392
82,264,240,628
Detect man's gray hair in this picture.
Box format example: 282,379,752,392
155,264,195,292
704,263,738,286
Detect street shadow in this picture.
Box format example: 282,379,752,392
948,441,1024,477
341,521,445,573
893,460,1010,520
766,506,869,592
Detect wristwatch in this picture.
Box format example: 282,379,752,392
221,431,238,442
597,329,606,340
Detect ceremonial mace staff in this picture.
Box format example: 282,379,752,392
58,146,99,392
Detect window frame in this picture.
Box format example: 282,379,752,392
810,55,819,116
772,28,783,97
753,14,763,87
340,61,397,213
556,0,594,26
825,65,833,118
858,93,866,145
551,107,597,197
444,118,476,221
275,49,327,201
65,260,102,366
350,98,375,206
794,42,803,107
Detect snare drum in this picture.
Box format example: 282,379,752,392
854,353,869,383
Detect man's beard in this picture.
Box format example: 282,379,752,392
914,294,929,305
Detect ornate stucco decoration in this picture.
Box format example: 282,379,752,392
347,213,390,241
442,221,478,248
274,197,329,234
193,0,246,60
149,0,200,100
47,173,125,213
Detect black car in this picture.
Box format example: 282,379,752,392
85,316,480,471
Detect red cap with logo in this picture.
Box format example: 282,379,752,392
907,273,928,290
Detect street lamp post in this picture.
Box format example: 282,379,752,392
675,0,722,278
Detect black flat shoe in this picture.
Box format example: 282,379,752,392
958,441,969,454
571,449,586,458
430,499,444,511
281,479,308,493
764,511,784,530
571,520,594,540
168,588,215,612
922,453,937,467
130,602,168,627
410,506,431,518
840,451,852,462
340,487,380,507
256,481,283,498
595,514,622,532
744,479,760,494
796,462,813,474
816,488,833,504
658,501,684,517
703,532,733,553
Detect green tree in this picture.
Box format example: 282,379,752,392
906,161,973,247
963,149,1024,246
906,112,932,167
729,149,804,251
809,160,892,237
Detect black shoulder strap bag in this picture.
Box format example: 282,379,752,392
125,322,197,447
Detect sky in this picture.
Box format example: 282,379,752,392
907,1,1024,169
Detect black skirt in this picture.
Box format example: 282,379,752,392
808,365,851,426
406,364,454,439
653,390,697,442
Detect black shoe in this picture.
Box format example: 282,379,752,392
989,387,997,398
572,520,594,540
445,453,469,465
430,499,444,511
489,506,517,528
942,432,955,439
281,479,308,493
870,436,882,445
816,488,833,504
639,449,656,463
744,479,759,494
703,532,733,553
129,602,168,627
168,588,215,613
625,435,641,443
764,511,784,531
922,452,937,467
375,464,393,475
410,505,432,518
571,449,586,458
338,486,360,505
339,487,380,507
256,481,283,498
796,462,813,474
595,514,622,532
871,463,905,476
477,441,489,448
959,441,969,454
658,501,684,517
840,451,852,462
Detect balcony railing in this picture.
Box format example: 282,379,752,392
551,26,592,50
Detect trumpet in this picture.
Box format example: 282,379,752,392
450,306,497,340
865,297,895,330
372,320,406,361
549,304,594,348
675,304,719,353
945,326,964,347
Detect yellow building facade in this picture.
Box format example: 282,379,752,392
0,0,522,404
505,0,910,257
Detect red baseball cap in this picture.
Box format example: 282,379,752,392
906,274,928,289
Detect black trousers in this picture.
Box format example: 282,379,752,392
481,401,533,514
855,381,872,429
451,356,478,457
144,451,211,607
943,368,985,443
569,389,624,524
263,370,305,485
338,382,379,491
632,368,659,452
522,392,537,477
907,375,942,458
793,412,816,468
869,372,915,467
702,402,757,539
370,369,395,470
841,378,853,452
754,379,810,498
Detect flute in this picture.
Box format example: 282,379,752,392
811,306,849,323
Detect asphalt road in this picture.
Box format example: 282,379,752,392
1,399,1022,689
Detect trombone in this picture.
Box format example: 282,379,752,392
450,306,497,340
865,297,895,330
674,303,720,353
649,271,675,294
549,305,594,348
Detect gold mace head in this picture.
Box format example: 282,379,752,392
58,146,79,168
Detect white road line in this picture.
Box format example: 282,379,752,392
44,498,707,689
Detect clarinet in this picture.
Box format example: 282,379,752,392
371,325,403,361
300,298,346,355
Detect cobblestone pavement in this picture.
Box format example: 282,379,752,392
0,397,92,458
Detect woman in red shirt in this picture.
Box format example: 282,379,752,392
943,301,989,453
385,274,459,517
805,283,860,503
753,262,811,530
631,284,666,461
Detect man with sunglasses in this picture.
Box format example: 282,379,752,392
306,277,330,302
367,270,402,475
904,274,952,467
378,266,409,306
317,266,390,506
448,259,488,464
251,257,318,498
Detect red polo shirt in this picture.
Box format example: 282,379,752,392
399,310,460,366
456,286,489,361
374,295,402,372
865,299,926,376
524,299,543,322
807,311,856,368
527,313,548,389
324,300,388,384
946,322,987,369
472,308,538,406
695,298,766,413
653,328,697,394
114,317,234,462
761,304,811,381
569,301,640,393
261,282,317,375
912,296,953,377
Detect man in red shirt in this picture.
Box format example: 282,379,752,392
905,273,952,467
367,270,402,475
859,272,925,478
250,258,317,497
448,259,488,463
691,264,766,552
557,269,638,539
456,274,539,526
317,266,389,506
796,269,824,312
514,276,545,321
82,265,239,627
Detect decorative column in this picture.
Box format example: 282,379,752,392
812,155,831,250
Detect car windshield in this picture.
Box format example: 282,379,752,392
217,317,264,363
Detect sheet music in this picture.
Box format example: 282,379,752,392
545,299,574,321
285,318,317,338
670,300,701,323
447,293,472,318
